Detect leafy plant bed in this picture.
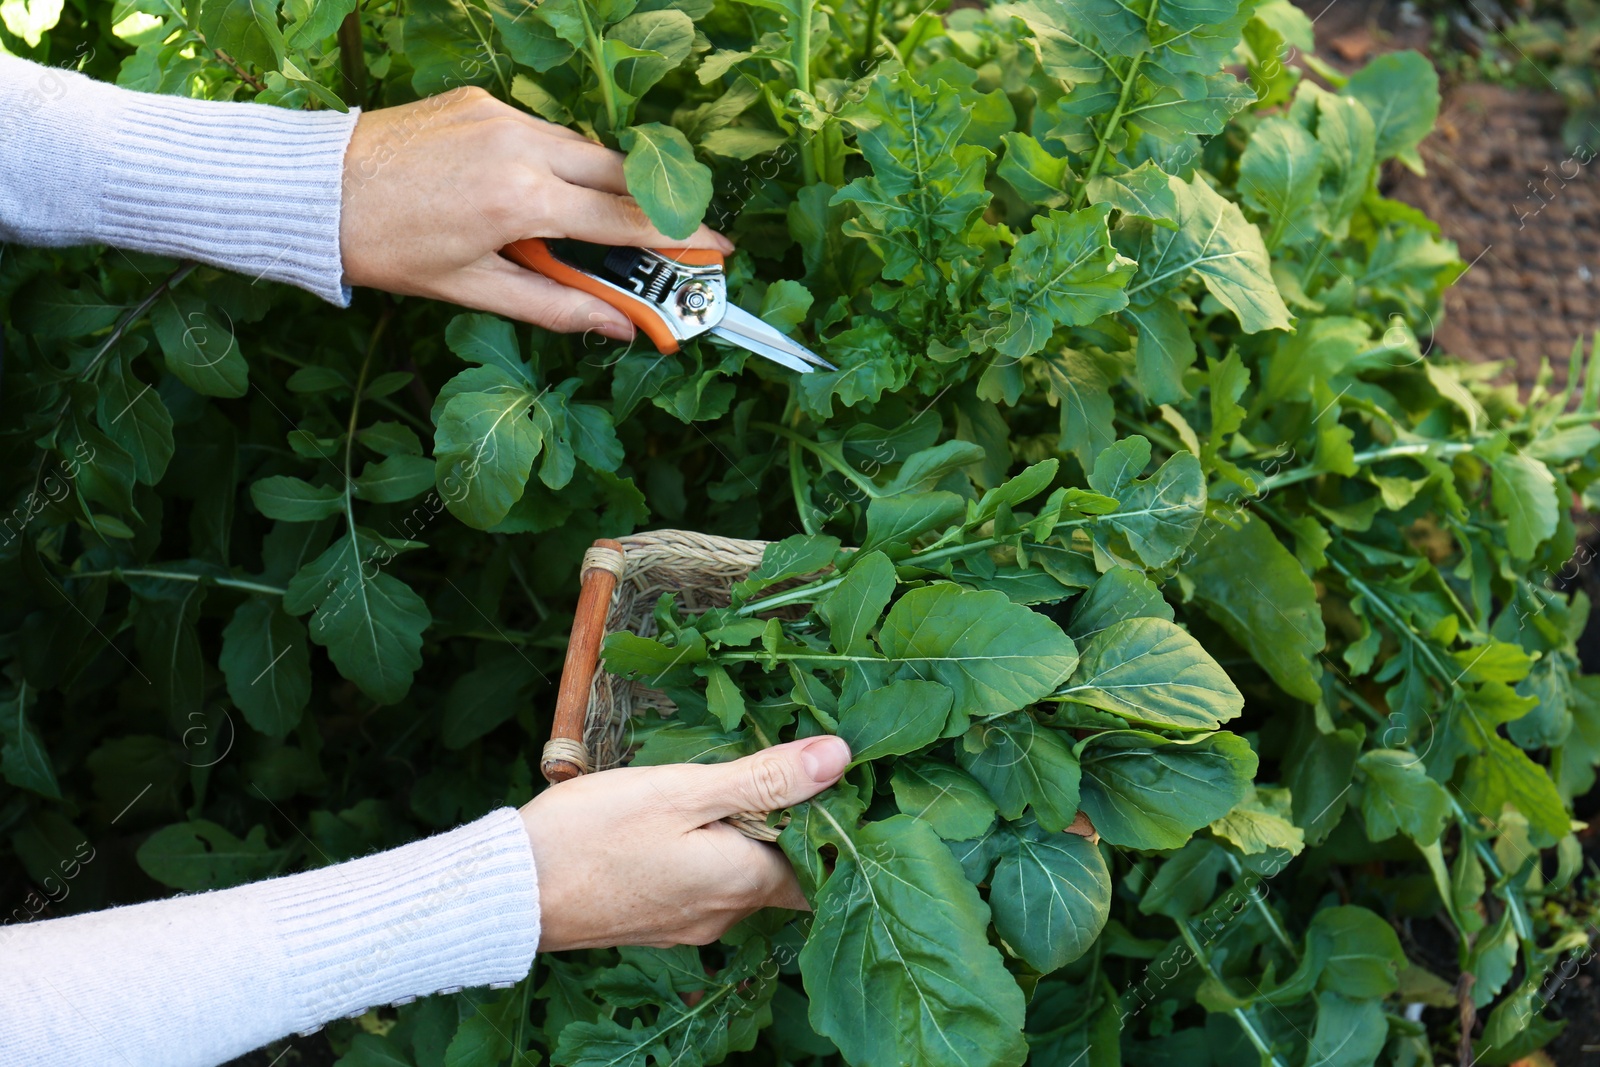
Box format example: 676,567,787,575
4,0,1600,1064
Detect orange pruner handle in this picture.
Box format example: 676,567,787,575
501,238,724,355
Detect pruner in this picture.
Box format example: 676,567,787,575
503,238,835,374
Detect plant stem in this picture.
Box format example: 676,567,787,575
792,0,818,184
753,421,882,498
580,2,620,131
1221,851,1299,959
855,0,881,72
68,569,288,597
1071,54,1143,210
1175,920,1288,1067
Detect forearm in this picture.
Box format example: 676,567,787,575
0,53,357,304
0,808,539,1067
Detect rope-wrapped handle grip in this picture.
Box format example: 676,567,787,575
542,539,626,784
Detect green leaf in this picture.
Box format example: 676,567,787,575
1490,452,1559,561
1344,51,1439,173
136,820,285,891
433,369,545,530
1066,567,1173,639
1460,733,1571,847
818,550,896,655
1086,161,1180,224
839,679,955,762
997,132,1073,207
891,760,996,840
1100,450,1207,569
1077,729,1257,850
355,455,437,504
1124,297,1196,405
0,691,61,799
1187,512,1325,703
198,0,283,72
152,296,249,398
290,533,431,704
863,492,966,554
1308,991,1389,1067
972,205,1134,359
442,655,542,749
220,599,311,739
1056,617,1244,731
1357,749,1449,845
1117,174,1292,334
97,367,174,485
1237,116,1324,249
800,815,1029,1067
878,584,1080,730
704,664,747,731
620,123,714,241
990,819,1110,973
1208,785,1305,856
250,476,344,521
959,715,1081,832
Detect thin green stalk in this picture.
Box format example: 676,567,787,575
753,421,882,499
1222,851,1299,959
791,0,818,184
579,2,620,131
790,438,822,535
855,0,881,72
1071,54,1144,210
68,569,287,597
1176,920,1288,1067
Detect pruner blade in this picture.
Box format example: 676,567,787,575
709,305,836,374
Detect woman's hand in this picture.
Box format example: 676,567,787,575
338,86,733,340
519,736,851,951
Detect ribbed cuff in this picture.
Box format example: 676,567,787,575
245,807,540,1032
101,94,358,305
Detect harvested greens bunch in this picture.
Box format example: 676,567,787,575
2,0,1597,1063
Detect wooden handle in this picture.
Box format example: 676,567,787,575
502,240,724,356
543,538,625,783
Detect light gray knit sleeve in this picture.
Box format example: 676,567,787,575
0,52,358,305
0,807,541,1067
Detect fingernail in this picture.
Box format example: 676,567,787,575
600,308,634,339
799,735,851,781
714,233,735,254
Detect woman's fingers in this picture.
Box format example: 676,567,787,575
447,254,638,338
548,183,734,252
544,140,631,195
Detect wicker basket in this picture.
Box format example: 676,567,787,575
540,530,790,841
542,529,1099,846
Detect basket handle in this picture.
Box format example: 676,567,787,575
542,538,625,784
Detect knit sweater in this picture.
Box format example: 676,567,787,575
0,809,543,1066
0,56,543,1066
0,51,355,304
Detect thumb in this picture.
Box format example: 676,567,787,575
686,736,852,822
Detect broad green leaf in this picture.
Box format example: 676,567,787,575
891,760,996,840
989,819,1110,973
1086,162,1180,225
1344,51,1439,173
620,123,714,241
251,475,344,521
959,714,1082,832
996,132,1073,207
136,820,285,891
800,815,1029,1067
1237,116,1324,249
1308,991,1388,1067
433,369,545,530
1117,174,1292,334
878,584,1080,729
442,656,542,749
1077,729,1257,850
973,205,1134,360
839,679,954,762
1139,837,1228,919
444,314,531,380
198,0,283,72
819,550,895,655
355,455,437,504
97,367,174,485
1124,297,1196,405
607,10,696,98
0,691,61,799
705,664,746,731
863,492,965,554
1066,567,1173,639
152,296,249,398
1490,452,1559,561
1056,617,1244,731
220,599,311,739
1460,733,1570,847
1208,785,1305,856
1357,749,1449,844
1187,512,1325,703
1101,450,1207,568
